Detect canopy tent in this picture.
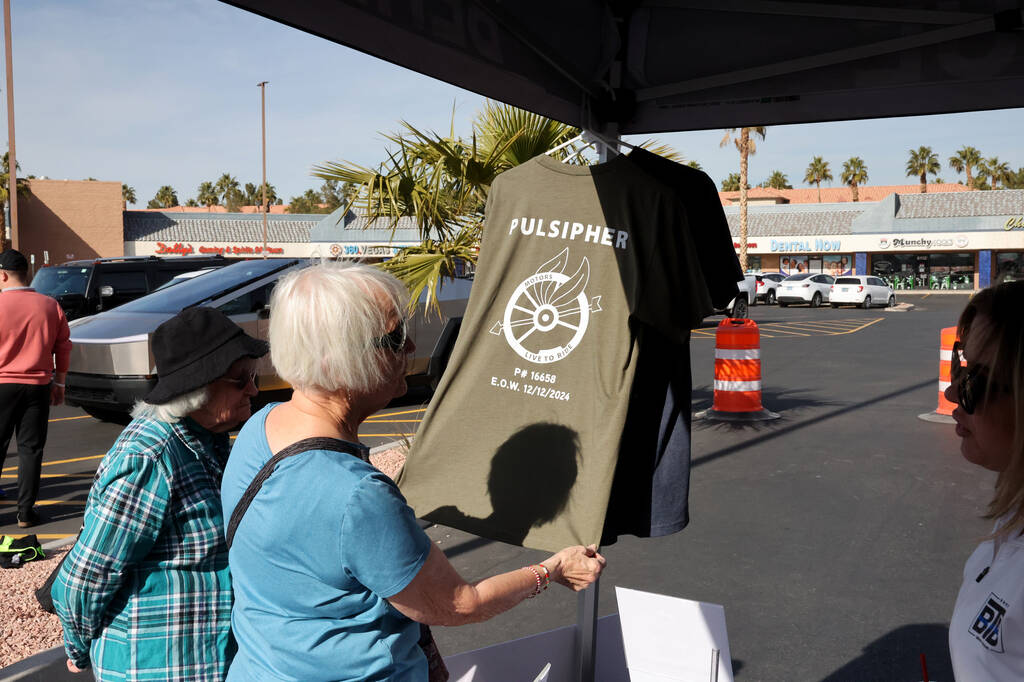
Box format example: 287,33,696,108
221,0,1023,133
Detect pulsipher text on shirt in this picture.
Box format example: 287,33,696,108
508,218,629,250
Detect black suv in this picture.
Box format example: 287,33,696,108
30,255,233,320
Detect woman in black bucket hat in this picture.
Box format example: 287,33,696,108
51,307,268,680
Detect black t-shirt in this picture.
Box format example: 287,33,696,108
601,151,742,544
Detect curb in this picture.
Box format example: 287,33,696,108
369,439,409,455
0,646,73,682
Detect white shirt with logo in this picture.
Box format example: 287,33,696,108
950,518,1024,681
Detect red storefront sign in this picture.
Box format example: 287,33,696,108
154,242,284,256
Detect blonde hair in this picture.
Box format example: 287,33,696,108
268,262,409,395
957,281,1024,539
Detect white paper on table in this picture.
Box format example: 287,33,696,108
615,586,734,682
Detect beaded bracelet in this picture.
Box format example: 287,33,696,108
525,565,543,597
537,563,551,591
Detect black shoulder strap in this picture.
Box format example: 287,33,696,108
226,437,369,549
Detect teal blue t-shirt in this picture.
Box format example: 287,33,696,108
222,404,432,681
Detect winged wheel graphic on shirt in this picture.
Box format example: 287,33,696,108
489,248,602,364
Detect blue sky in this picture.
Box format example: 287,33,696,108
5,0,1023,207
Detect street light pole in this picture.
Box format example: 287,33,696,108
4,0,18,250
257,81,268,258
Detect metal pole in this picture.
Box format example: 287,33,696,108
4,0,17,250
257,81,268,258
575,578,600,682
574,129,620,682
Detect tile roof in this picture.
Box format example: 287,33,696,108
894,189,1024,218
723,204,864,237
719,183,970,206
124,212,320,243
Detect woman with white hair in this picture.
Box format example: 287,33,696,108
222,262,605,681
52,307,267,679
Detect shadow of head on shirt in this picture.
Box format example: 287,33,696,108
424,422,580,546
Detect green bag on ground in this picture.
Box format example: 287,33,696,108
0,534,45,568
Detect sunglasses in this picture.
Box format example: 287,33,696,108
950,341,1010,414
219,369,258,390
373,318,408,353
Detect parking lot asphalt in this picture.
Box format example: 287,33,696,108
4,292,985,681
0,396,430,541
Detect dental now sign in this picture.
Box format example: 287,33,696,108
770,238,843,252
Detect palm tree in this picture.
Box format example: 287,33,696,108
121,184,136,210
720,127,767,272
196,181,219,207
241,182,257,206
255,182,279,210
0,153,31,252
948,146,982,189
985,157,1011,190
905,146,940,193
686,160,703,171
803,156,833,202
762,170,791,189
312,101,682,311
840,157,869,202
215,173,242,211
185,198,199,207
720,173,741,191
147,185,179,209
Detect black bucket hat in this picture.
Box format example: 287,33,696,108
144,307,269,405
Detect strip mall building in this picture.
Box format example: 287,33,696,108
720,185,1024,289
9,179,1023,290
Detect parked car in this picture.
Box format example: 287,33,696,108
707,274,757,319
65,259,471,423
753,272,785,304
829,275,896,308
30,255,232,321
776,273,835,307
151,267,223,291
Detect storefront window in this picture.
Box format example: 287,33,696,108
871,253,974,289
744,255,762,273
995,252,1023,284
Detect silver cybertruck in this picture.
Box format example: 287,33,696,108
65,258,470,423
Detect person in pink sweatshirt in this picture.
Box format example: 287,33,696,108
0,249,71,528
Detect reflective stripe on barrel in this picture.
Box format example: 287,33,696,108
936,326,959,416
712,318,764,413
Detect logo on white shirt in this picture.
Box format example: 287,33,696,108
971,593,1007,653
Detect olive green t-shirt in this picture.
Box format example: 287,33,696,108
397,154,712,552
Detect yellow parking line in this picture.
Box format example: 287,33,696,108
0,499,86,507
756,327,810,336
3,534,76,540
3,453,105,474
765,323,854,333
827,318,884,335
362,419,423,424
3,473,95,480
373,407,428,418
49,415,92,423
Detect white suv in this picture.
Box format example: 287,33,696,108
830,275,895,308
777,273,835,307
753,273,784,304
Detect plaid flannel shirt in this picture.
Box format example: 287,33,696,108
52,416,234,681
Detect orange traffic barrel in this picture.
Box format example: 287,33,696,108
919,326,959,424
697,318,780,423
